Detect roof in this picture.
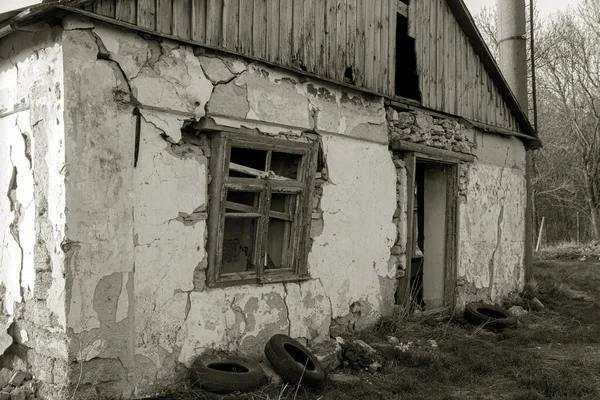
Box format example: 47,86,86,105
446,0,538,143
0,0,538,146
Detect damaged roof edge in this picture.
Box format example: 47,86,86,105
446,0,539,142
0,0,92,36
1,0,540,148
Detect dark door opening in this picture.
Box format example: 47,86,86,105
397,154,458,310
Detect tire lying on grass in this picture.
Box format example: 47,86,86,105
264,334,326,388
464,303,517,331
190,355,266,394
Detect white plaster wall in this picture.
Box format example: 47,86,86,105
0,26,70,398
0,28,66,323
457,133,527,307
309,135,397,319
0,112,35,315
60,19,400,397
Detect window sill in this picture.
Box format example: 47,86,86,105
208,274,311,289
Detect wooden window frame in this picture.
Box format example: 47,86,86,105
207,131,318,288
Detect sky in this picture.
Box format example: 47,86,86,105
464,0,583,20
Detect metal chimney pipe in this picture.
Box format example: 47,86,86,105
497,0,528,110
497,0,534,282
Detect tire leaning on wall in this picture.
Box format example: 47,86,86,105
264,334,326,388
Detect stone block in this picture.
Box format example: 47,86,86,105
0,369,13,389
8,371,31,386
9,387,25,400
312,339,342,372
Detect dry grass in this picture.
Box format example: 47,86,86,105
151,255,600,400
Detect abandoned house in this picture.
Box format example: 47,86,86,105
0,0,540,398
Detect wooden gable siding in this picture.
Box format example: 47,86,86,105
87,0,398,97
84,0,524,133
413,0,518,131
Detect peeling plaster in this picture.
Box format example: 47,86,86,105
457,137,526,307
46,18,530,399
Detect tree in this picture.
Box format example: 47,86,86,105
473,1,600,242
539,3,600,240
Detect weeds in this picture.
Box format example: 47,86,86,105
151,257,600,400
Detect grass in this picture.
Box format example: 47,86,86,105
153,251,600,400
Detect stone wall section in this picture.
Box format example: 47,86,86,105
387,108,476,155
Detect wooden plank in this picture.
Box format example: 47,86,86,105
419,0,429,102
408,0,417,38
137,0,156,30
94,0,115,18
436,0,444,111
292,0,304,66
346,0,357,83
253,0,266,59
396,152,415,307
380,0,389,93
325,0,336,79
115,0,136,24
397,1,408,17
173,0,191,39
266,0,279,63
156,0,173,34
372,0,381,92
239,0,253,54
279,0,293,67
314,0,327,77
192,0,207,42
336,0,347,82
364,0,375,89
207,134,228,286
223,0,239,51
303,0,316,72
447,9,456,114
387,0,396,96
427,0,437,109
390,140,476,162
355,0,366,87
454,28,465,115
444,165,459,306
442,3,450,112
207,0,224,47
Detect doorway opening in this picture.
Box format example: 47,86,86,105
397,154,458,310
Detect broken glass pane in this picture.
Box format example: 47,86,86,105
221,217,258,275
265,194,296,270
270,193,296,213
229,146,267,178
270,152,301,180
226,190,260,213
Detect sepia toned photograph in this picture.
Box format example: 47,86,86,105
0,0,598,398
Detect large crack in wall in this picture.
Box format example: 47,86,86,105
54,14,397,399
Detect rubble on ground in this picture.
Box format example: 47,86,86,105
0,368,36,399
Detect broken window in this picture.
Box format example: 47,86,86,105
395,0,421,101
208,131,318,287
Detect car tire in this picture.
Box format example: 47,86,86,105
264,334,326,388
465,303,517,331
190,354,266,394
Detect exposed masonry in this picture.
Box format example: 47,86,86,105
58,17,390,399
387,109,476,155
2,14,526,400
